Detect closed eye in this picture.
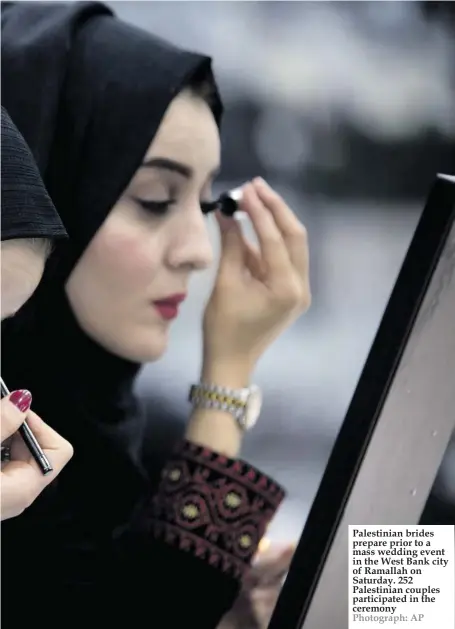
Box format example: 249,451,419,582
135,196,218,217
133,198,176,216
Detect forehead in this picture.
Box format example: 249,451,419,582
144,89,221,175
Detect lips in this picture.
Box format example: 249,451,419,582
153,294,187,320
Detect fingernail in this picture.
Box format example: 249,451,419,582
9,389,32,413
255,176,267,187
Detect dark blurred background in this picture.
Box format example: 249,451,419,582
101,2,455,539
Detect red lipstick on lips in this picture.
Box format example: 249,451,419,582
153,294,187,320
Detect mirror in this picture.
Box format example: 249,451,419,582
269,174,455,629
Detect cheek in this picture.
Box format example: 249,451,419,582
1,265,42,319
84,220,162,291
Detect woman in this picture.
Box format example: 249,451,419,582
1,3,310,626
1,106,73,519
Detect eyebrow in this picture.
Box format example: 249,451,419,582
141,156,220,180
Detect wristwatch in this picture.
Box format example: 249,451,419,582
189,382,263,431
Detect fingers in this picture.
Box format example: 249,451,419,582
20,411,74,474
248,544,295,587
247,179,311,310
216,209,267,285
243,239,266,281
261,544,295,582
1,390,32,442
216,211,245,275
241,183,291,279
215,178,311,312
254,178,309,279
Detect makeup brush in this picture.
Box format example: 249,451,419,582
202,187,247,218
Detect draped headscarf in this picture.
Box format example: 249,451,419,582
1,106,66,242
1,0,222,577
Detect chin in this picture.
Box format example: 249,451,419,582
118,328,169,363
87,322,170,364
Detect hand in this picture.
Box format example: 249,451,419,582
203,178,310,374
1,391,73,520
218,542,295,629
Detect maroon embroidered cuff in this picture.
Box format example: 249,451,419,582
136,440,286,580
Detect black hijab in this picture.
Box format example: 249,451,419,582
2,1,222,267
1,2,222,537
1,106,66,242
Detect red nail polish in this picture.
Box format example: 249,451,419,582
9,389,32,413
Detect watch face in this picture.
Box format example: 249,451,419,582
243,385,262,430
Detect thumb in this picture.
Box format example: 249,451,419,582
216,211,244,272
247,543,296,588
1,390,32,442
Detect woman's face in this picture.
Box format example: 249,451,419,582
65,89,221,363
1,239,47,320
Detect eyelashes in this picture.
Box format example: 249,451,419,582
134,197,216,217
134,198,175,216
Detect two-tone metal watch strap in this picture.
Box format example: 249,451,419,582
188,383,248,422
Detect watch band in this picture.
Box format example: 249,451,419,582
189,382,262,431
189,383,248,423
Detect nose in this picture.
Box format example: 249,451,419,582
166,207,214,271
